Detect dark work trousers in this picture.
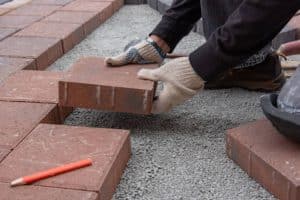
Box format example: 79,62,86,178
200,0,271,68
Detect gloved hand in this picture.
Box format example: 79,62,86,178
105,37,166,66
137,57,205,114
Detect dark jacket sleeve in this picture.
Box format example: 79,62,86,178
150,0,201,51
189,0,300,81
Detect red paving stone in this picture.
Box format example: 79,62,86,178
0,182,98,200
30,0,74,5
0,15,42,29
0,124,131,200
7,4,61,16
0,8,10,16
0,57,35,84
59,57,157,114
0,70,72,122
0,28,18,41
226,119,300,200
0,70,63,103
61,0,114,22
15,21,84,53
92,0,124,12
0,149,9,163
0,101,59,150
0,36,63,70
44,11,100,35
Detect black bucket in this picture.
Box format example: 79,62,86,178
260,93,300,142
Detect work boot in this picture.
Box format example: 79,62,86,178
205,53,286,92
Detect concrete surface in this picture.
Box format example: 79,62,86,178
49,5,276,200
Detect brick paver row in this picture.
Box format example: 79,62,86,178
226,119,300,200
0,1,130,198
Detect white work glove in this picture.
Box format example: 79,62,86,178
138,57,205,114
105,38,166,66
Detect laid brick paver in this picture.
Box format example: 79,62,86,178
0,8,10,16
0,28,18,41
0,149,9,163
226,119,300,200
30,0,74,5
44,11,99,35
0,101,59,150
0,182,98,200
0,15,42,29
15,21,84,53
59,57,157,114
0,70,72,122
0,57,35,84
7,4,61,16
91,0,124,12
0,37,63,70
0,124,131,200
61,0,114,22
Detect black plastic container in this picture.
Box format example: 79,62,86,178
260,94,300,142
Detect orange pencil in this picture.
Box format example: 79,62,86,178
10,158,92,187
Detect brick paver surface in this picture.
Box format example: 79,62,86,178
0,182,98,200
59,57,157,114
0,149,9,163
0,124,130,200
0,28,18,41
0,37,63,70
0,15,42,29
0,57,35,84
7,4,61,16
0,70,72,122
0,70,63,103
226,119,300,200
0,101,58,150
30,0,74,5
15,21,84,53
44,11,99,35
61,0,114,22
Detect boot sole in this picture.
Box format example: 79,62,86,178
205,72,286,92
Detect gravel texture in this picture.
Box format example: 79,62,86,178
48,5,275,200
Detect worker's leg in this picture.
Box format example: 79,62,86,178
200,0,285,91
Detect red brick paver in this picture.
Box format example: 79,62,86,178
0,183,98,200
59,57,157,114
0,15,42,29
0,101,59,150
44,11,99,35
15,21,84,53
7,4,61,17
0,37,63,70
0,57,35,84
0,70,72,122
0,124,130,200
30,0,74,6
0,28,18,41
226,119,300,200
61,0,114,22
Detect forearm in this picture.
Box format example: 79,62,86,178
189,0,300,81
150,0,201,52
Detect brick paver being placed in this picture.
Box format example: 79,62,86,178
0,15,42,29
0,183,98,200
0,101,59,150
0,70,72,122
0,57,35,84
0,124,131,200
59,57,157,114
7,4,61,16
15,21,84,53
226,119,300,200
44,11,100,35
0,36,63,70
